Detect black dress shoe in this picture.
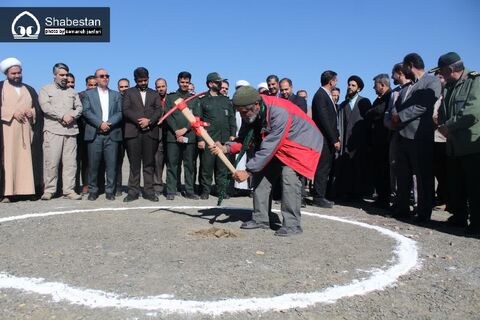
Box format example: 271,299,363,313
166,194,175,200
105,193,115,200
144,194,159,202
87,193,98,201
184,193,199,200
312,197,334,208
301,198,307,208
123,194,138,202
240,220,270,230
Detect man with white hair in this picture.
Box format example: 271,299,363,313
39,63,83,200
0,57,43,202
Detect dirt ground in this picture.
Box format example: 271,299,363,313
0,193,479,320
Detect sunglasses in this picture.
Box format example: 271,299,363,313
97,74,110,79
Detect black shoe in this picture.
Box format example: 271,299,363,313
240,220,270,230
144,194,159,202
123,194,138,202
87,193,98,201
465,225,480,237
200,193,209,200
446,215,468,228
105,193,115,200
166,194,175,200
312,197,334,208
412,215,431,225
115,190,123,197
184,193,199,200
274,226,303,237
301,198,307,208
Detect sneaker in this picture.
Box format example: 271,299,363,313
41,193,53,200
274,226,303,237
240,220,270,230
66,192,82,200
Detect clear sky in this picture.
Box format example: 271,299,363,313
1,0,479,104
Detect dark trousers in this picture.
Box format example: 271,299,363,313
395,136,434,219
433,142,447,203
372,143,390,202
166,142,196,195
200,148,228,195
125,133,158,197
313,142,334,200
446,154,480,227
153,138,166,192
87,134,119,195
116,141,125,192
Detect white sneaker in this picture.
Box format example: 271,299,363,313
41,193,53,200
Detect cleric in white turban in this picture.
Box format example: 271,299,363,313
0,57,44,202
0,57,22,74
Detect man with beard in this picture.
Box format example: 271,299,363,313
197,72,236,199
122,67,163,202
391,53,441,223
335,75,372,201
115,78,130,196
153,77,167,196
164,71,200,200
210,86,323,236
39,63,83,200
365,74,392,208
0,57,43,202
435,52,480,235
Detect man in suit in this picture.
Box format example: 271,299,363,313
122,67,163,202
279,78,308,113
391,53,441,222
82,68,123,200
311,70,341,208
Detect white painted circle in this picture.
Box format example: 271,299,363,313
0,206,419,316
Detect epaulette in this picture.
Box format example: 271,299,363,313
468,71,480,78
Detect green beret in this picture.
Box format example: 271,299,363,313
206,72,225,82
232,86,260,107
429,52,462,73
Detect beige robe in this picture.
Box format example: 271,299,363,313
1,81,35,196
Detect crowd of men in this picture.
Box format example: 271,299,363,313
0,51,478,237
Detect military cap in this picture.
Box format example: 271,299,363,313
348,75,364,90
206,72,226,82
232,86,261,107
429,52,462,73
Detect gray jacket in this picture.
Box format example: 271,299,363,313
396,73,441,141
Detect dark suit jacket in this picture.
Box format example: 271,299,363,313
122,86,163,139
288,94,308,113
82,88,123,142
311,87,339,148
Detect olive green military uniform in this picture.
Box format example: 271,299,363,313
440,69,480,230
198,92,236,196
164,89,200,196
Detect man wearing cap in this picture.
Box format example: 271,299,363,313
197,73,236,199
391,53,441,222
39,63,83,200
257,82,269,94
210,86,323,236
164,71,200,200
435,52,480,235
0,57,43,202
335,75,372,201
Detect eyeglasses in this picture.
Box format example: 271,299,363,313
97,74,110,79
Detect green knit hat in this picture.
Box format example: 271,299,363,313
232,86,261,107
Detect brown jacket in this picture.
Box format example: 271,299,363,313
122,86,162,139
